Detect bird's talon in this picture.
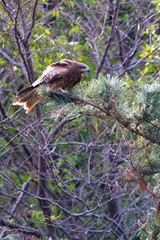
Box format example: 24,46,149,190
61,90,68,94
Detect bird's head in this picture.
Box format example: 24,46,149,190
78,63,90,73
61,59,90,73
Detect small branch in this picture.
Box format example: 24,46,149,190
87,149,93,184
14,1,31,83
0,191,33,210
35,106,57,238
61,11,88,36
0,123,37,154
116,29,124,64
0,48,28,78
138,214,151,240
27,0,38,39
49,90,160,145
11,178,31,215
96,0,120,78
16,0,35,84
0,218,45,238
0,205,21,224
0,48,21,68
72,0,94,31
1,0,14,21
120,43,160,76
48,90,106,113
47,115,72,142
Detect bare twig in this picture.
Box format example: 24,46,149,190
0,218,45,238
27,0,38,40
0,178,31,239
72,0,94,31
0,48,28,78
120,43,160,76
96,0,121,78
47,115,73,142
14,1,31,82
11,178,31,215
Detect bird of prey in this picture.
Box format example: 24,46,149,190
13,59,90,113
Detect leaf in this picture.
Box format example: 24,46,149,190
143,66,149,74
69,26,81,36
73,44,83,51
68,183,75,190
0,139,7,147
6,128,17,132
139,52,147,57
7,218,14,223
50,214,59,220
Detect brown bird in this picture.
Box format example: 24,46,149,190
13,59,90,113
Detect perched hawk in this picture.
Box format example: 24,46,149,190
13,59,90,113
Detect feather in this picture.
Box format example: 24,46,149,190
13,59,89,113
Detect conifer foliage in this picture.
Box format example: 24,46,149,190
1,0,160,239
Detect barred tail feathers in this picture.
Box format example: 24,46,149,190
13,88,45,113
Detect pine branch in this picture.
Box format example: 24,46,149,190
46,77,160,145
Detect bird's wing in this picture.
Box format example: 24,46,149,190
32,61,68,87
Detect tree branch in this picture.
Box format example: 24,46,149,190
14,1,31,83
11,178,31,215
120,43,160,76
47,115,73,142
0,218,45,238
27,0,38,39
0,48,28,78
96,0,120,78
48,90,160,145
0,179,31,238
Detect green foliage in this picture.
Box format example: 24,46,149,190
41,74,160,143
130,138,160,176
1,0,160,239
138,2,160,79
42,74,160,181
31,210,45,223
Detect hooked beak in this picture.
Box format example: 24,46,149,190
84,66,90,72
